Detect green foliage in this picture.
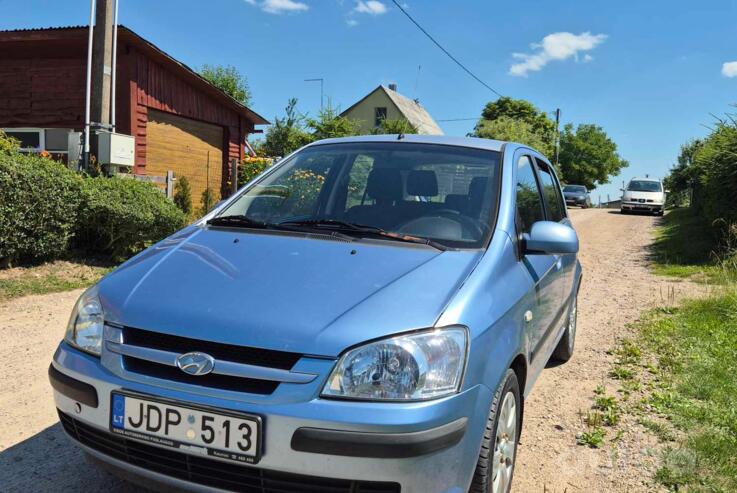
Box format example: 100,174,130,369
372,118,418,135
691,120,737,226
199,187,216,216
636,288,737,491
577,424,606,448
664,139,703,207
306,103,360,140
238,156,274,187
472,97,556,158
261,98,313,157
558,123,629,190
76,177,186,260
476,97,555,140
199,64,251,106
173,176,193,217
0,130,20,155
474,116,554,157
0,143,83,265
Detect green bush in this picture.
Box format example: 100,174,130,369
173,175,193,217
0,149,83,265
76,177,186,260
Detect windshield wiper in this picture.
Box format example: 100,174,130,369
206,215,272,229
278,219,447,251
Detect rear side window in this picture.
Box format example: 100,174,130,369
515,156,545,234
536,163,566,222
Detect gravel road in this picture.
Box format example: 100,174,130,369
0,209,703,492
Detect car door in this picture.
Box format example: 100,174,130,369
514,154,560,365
534,158,575,324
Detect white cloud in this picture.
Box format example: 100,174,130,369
354,1,387,15
244,0,308,14
722,61,737,78
509,31,607,77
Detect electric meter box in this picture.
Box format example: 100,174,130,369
97,132,135,166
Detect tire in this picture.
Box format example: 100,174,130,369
620,209,627,215
551,291,578,363
469,369,521,493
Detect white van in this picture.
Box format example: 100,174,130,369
621,177,666,215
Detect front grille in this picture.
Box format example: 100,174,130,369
123,327,302,370
123,357,280,394
59,411,400,493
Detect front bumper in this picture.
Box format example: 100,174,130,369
51,342,491,493
621,202,663,212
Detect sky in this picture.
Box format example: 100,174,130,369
2,0,736,201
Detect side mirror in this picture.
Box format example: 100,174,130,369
523,221,579,255
619,188,625,192
665,189,671,194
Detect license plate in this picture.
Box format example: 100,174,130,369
110,392,262,464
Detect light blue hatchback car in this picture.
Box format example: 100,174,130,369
50,135,582,493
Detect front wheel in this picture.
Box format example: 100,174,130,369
469,369,521,493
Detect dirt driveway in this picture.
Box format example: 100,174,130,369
0,209,702,492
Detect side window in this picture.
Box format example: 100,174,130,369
536,162,566,222
516,156,545,234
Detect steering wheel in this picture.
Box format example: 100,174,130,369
397,210,485,241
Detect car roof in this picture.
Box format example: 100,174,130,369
630,177,661,182
306,134,506,152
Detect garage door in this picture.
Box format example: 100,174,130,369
146,109,223,209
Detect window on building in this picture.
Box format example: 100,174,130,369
3,128,43,151
374,107,387,127
45,129,71,152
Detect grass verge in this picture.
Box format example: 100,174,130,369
650,208,734,283
631,291,737,491
0,260,113,303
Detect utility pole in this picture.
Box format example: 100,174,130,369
304,78,324,111
91,0,114,128
553,108,561,168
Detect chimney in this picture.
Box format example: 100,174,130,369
388,83,397,92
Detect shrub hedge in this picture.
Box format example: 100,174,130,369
76,177,186,260
0,132,186,265
0,150,83,265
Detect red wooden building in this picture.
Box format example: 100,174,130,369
0,25,268,204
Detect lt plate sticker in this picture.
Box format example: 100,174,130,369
111,393,125,429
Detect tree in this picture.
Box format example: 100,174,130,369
261,98,313,157
173,175,193,217
475,116,554,157
664,139,703,207
472,97,555,156
558,123,628,190
372,118,418,135
306,103,360,140
199,64,251,106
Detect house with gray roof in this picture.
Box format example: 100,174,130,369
340,84,443,135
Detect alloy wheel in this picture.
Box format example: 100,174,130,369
492,391,517,493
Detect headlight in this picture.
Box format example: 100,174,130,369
64,289,104,356
322,327,467,401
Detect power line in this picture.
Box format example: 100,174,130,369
436,117,479,122
390,0,503,98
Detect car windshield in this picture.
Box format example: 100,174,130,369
216,142,501,248
563,185,586,193
627,180,662,192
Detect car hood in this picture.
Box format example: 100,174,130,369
564,192,586,198
623,191,664,202
98,227,482,357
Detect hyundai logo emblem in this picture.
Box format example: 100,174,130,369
175,352,215,376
